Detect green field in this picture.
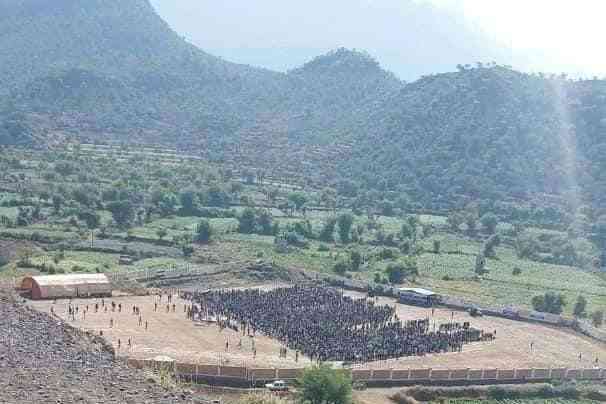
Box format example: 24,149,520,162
1,147,605,320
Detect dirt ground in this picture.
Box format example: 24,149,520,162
29,288,606,371
345,291,606,370
30,293,313,368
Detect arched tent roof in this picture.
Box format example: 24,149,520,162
21,273,111,300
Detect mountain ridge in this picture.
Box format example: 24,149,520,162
2,0,606,215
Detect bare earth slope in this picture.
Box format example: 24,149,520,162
0,291,201,404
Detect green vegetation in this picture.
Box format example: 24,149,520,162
1,145,605,317
531,292,567,315
297,364,352,404
398,382,606,404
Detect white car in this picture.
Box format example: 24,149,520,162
265,380,288,392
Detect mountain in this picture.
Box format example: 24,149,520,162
149,0,513,81
2,0,606,217
345,66,606,215
0,0,401,153
0,0,286,145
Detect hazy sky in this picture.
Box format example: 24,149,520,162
439,0,606,76
150,0,604,80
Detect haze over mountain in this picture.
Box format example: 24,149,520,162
149,0,606,81
2,0,606,216
149,0,513,81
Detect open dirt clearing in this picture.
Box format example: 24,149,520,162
30,293,313,368
345,292,606,370
29,288,606,371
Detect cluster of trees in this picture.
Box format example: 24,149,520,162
530,293,603,327
532,292,567,315
515,230,595,268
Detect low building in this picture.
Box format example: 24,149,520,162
398,287,439,307
20,273,112,300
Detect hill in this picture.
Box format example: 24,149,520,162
0,0,286,145
344,66,606,215
0,0,401,153
0,290,200,402
2,0,606,219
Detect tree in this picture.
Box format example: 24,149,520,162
156,228,168,241
573,296,587,318
531,292,566,315
433,240,441,254
350,250,362,271
155,191,178,217
78,210,100,230
179,190,199,216
385,264,404,284
257,210,274,235
320,188,337,210
591,310,604,327
195,220,212,243
337,213,354,244
400,223,415,242
288,192,308,213
107,199,135,228
385,259,418,284
333,260,349,275
482,234,501,258
238,208,257,234
480,213,498,234
52,194,64,212
208,184,229,207
319,217,337,242
297,364,352,404
402,215,418,243
446,211,464,232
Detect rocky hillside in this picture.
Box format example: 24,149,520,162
0,290,201,403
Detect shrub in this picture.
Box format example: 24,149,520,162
297,364,352,404
555,386,580,399
317,244,330,252
333,261,349,275
350,250,362,271
573,295,587,318
512,266,522,275
487,386,508,400
182,245,194,257
591,310,604,327
378,248,397,260
532,292,566,314
194,220,212,244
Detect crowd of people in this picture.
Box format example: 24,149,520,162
182,286,489,362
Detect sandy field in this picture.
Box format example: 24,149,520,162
30,289,606,370
345,292,606,370
30,293,312,368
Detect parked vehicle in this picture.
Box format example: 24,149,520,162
265,380,288,392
